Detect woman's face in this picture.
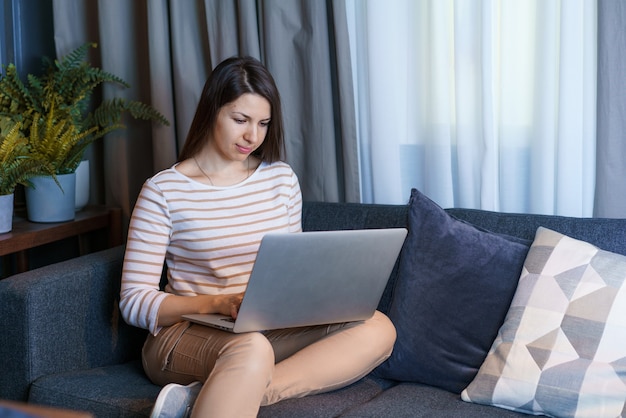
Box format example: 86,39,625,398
208,93,271,162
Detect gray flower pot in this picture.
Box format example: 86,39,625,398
0,193,14,233
25,173,76,223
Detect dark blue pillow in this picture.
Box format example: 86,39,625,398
373,188,531,393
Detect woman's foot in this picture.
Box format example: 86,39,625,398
150,381,202,418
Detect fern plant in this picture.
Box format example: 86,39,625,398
0,42,169,175
0,118,52,196
29,105,97,176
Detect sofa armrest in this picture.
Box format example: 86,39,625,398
0,246,147,401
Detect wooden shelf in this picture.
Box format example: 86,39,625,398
0,206,122,275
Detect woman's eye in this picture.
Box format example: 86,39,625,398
260,121,270,127
234,119,246,124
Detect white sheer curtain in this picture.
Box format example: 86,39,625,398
347,0,597,216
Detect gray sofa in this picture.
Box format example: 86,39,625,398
2,198,626,417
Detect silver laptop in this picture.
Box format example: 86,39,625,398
182,228,407,333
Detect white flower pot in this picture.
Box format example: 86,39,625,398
75,160,90,211
25,173,76,223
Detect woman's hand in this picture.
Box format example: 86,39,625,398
222,292,244,319
156,292,245,327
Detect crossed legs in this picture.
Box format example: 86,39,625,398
143,311,396,417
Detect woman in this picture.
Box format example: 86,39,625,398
120,56,396,418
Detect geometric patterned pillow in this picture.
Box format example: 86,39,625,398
461,227,626,417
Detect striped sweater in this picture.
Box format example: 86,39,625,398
120,161,302,335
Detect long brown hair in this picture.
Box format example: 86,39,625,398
178,56,285,163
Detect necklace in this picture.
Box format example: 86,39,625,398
193,156,251,186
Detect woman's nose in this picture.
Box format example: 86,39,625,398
245,125,258,143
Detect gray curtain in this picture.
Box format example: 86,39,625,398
595,0,626,218
52,0,360,224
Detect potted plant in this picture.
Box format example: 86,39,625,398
23,105,94,222
0,42,169,222
0,118,52,232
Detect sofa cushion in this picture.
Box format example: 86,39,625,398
29,360,394,418
341,382,525,417
446,208,626,256
259,376,394,418
374,188,531,393
29,361,158,418
462,227,626,417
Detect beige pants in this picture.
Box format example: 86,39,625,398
142,310,396,418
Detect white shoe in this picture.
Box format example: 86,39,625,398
150,381,202,418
